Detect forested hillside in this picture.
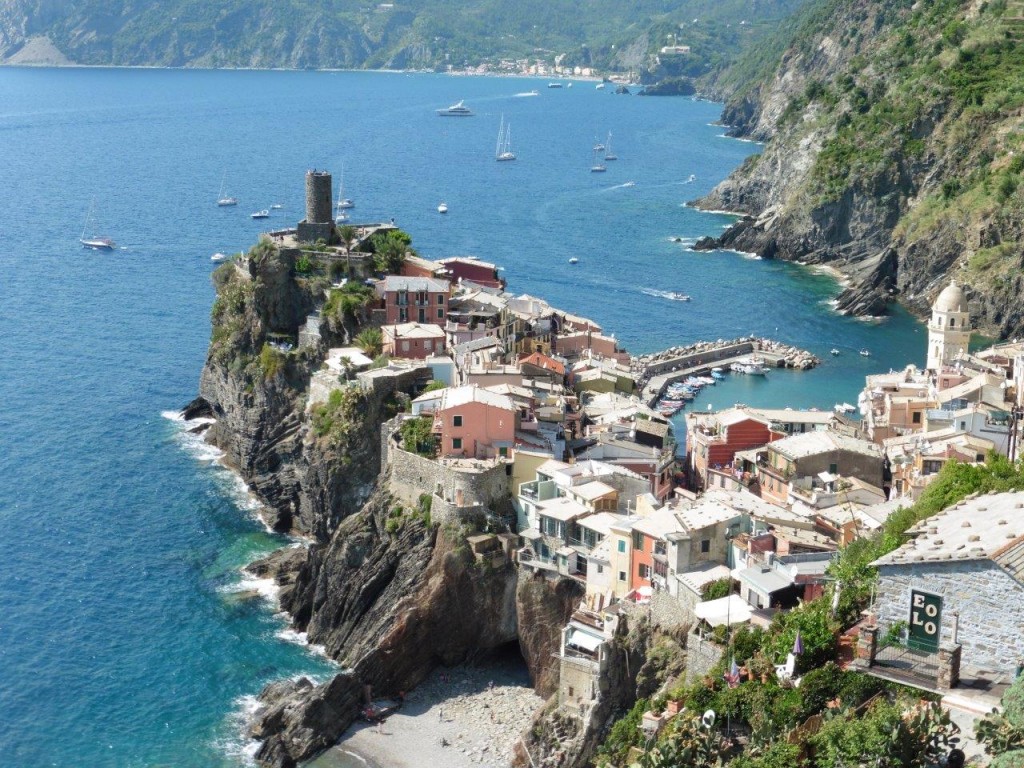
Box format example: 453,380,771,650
697,0,1024,337
0,0,806,76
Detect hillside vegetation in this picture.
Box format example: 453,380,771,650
697,0,1024,337
0,0,805,76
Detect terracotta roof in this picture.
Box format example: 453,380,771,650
519,352,566,376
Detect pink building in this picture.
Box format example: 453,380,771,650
382,322,446,359
437,257,506,290
433,385,517,459
375,276,450,326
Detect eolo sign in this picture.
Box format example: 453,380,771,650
908,590,943,651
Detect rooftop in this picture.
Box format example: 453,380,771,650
569,480,618,502
536,495,590,522
438,384,516,412
382,322,445,340
735,564,793,595
676,562,732,594
769,430,881,461
377,275,451,293
872,490,1024,575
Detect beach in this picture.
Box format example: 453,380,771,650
307,656,544,768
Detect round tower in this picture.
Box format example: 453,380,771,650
926,281,971,370
305,170,333,224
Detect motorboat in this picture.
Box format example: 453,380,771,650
830,348,840,356
569,257,579,264
437,202,448,214
710,368,725,380
211,252,228,262
436,100,474,116
860,349,871,357
834,403,857,414
270,204,283,209
668,293,691,302
731,356,769,375
596,82,606,90
251,209,270,219
548,82,563,88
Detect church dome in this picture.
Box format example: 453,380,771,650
933,282,967,313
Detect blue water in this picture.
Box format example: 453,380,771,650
0,68,927,767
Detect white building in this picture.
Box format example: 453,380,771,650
926,282,971,371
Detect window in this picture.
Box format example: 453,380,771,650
912,412,922,424
632,531,643,550
424,340,432,352
418,308,426,323
654,560,668,577
437,294,445,304
452,437,462,451
596,564,603,574
638,563,651,579
437,308,444,319
950,317,956,328
402,341,410,352
960,421,966,430
499,446,508,458
453,415,463,427
398,308,408,322
618,571,626,582
700,539,711,554
654,541,667,556
617,540,626,553
828,463,838,475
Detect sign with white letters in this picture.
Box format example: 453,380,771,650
908,590,942,651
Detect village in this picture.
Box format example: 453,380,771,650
251,172,1024,766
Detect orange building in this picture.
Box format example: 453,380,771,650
433,385,518,459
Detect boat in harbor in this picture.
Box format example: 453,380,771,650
251,209,270,219
731,356,769,375
495,115,516,162
710,367,725,380
436,100,474,116
548,82,563,89
79,200,115,250
596,82,606,90
216,172,238,206
860,348,871,357
834,402,856,414
438,202,448,214
830,348,840,356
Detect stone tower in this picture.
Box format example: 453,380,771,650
296,169,335,244
926,281,971,371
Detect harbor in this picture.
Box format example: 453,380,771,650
633,337,820,409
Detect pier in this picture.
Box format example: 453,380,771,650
632,337,819,407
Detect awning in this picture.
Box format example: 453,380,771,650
569,630,603,652
694,595,753,628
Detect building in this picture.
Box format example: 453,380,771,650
926,281,971,371
433,385,517,459
375,275,450,326
872,490,1024,679
381,322,446,359
437,256,506,290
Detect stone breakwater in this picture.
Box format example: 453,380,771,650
632,337,820,406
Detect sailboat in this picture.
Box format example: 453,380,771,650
216,172,238,206
80,200,115,250
604,132,617,161
590,147,607,173
495,114,516,162
336,163,354,210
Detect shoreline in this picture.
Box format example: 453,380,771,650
306,659,543,768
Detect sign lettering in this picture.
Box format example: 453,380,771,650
908,590,942,651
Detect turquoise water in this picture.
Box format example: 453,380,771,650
0,68,926,767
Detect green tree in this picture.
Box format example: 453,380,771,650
355,327,383,357
401,416,437,456
368,229,413,274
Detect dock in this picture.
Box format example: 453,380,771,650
632,337,819,407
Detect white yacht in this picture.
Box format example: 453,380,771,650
436,100,474,116
437,202,448,214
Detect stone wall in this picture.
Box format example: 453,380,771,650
643,342,753,377
559,654,601,716
875,560,1024,675
385,440,511,517
684,631,725,684
622,592,694,631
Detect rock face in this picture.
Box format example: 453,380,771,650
516,573,585,698
691,0,1024,338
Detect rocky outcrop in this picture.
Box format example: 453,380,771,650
692,0,1024,338
516,574,585,698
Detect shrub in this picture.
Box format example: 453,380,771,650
258,343,287,379
701,577,734,601
355,327,383,357
401,416,437,457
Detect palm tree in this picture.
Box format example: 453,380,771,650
355,327,383,357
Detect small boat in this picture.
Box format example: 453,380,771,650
668,293,691,302
567,82,573,88
710,368,725,380
593,138,605,152
495,114,516,162
548,82,563,89
596,82,606,90
834,402,857,414
270,203,283,209
604,132,617,161
80,199,115,250
731,356,769,375
438,202,448,214
211,252,228,262
436,100,474,116
251,210,270,219
216,172,237,206
623,181,636,187
830,348,840,356
335,210,350,224
590,148,607,173
569,257,579,264
860,349,871,357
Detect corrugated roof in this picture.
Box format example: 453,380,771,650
769,430,881,460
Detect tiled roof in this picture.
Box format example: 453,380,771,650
378,275,451,293
439,384,516,412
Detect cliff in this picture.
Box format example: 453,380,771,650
190,239,585,767
693,0,1024,338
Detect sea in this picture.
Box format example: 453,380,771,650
0,68,928,767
